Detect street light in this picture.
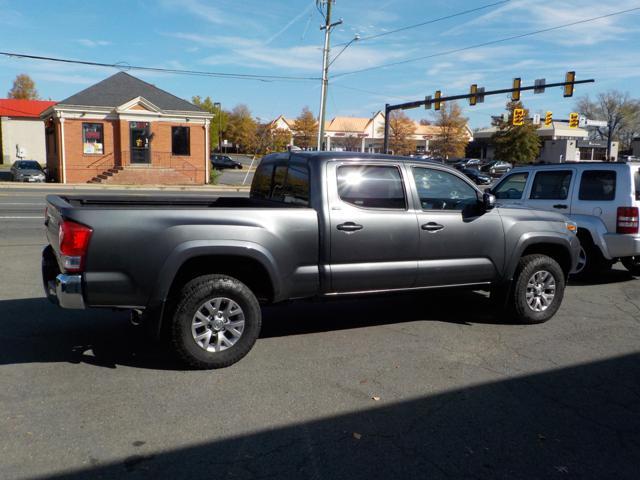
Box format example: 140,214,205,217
213,102,222,153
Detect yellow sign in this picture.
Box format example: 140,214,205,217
569,112,579,128
513,108,525,126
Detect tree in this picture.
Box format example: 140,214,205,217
192,96,228,152
292,107,317,149
253,122,291,155
430,102,469,159
380,111,415,155
576,91,640,153
226,104,257,153
491,100,540,164
8,74,39,99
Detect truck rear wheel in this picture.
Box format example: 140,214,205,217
169,275,261,369
509,254,565,324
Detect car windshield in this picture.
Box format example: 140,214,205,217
16,161,41,170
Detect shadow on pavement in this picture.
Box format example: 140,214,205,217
38,353,640,479
0,170,12,181
569,266,637,286
0,290,499,370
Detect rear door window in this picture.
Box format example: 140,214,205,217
530,171,573,200
494,172,529,199
337,165,406,209
250,162,275,200
579,170,616,201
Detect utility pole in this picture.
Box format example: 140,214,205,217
316,1,341,151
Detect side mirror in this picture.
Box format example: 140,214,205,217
483,192,496,210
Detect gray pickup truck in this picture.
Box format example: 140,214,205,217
43,152,580,368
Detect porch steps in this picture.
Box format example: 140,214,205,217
88,166,194,185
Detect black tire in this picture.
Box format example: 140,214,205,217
573,233,610,279
508,254,565,324
622,256,640,276
169,275,261,369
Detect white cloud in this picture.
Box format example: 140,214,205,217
159,0,226,25
170,32,405,73
77,39,112,48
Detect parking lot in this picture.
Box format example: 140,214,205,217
1,185,640,479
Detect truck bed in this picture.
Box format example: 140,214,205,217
58,195,293,209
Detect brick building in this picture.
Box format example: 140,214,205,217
41,72,213,184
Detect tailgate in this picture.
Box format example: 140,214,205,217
44,195,71,259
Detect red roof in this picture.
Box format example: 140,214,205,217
0,99,56,118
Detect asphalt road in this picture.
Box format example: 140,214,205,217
1,185,639,479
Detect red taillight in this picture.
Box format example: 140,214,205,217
59,220,92,272
617,207,639,234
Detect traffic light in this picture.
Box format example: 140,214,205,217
512,77,521,101
569,112,579,128
513,108,525,126
545,111,553,126
424,95,432,110
564,71,576,97
469,84,477,106
434,90,442,111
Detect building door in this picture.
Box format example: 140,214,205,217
130,122,150,164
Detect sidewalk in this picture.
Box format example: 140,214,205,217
0,181,250,192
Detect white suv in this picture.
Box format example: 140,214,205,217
490,162,640,277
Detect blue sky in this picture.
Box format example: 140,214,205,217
1,0,639,128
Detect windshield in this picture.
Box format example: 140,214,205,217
16,161,41,170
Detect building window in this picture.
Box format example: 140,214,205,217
172,126,190,156
82,123,104,155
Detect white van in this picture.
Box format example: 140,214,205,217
490,162,640,276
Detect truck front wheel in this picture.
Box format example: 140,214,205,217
509,254,566,324
169,275,262,369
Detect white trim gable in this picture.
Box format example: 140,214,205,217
116,96,162,114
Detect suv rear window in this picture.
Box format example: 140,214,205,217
337,165,406,209
579,170,616,201
530,171,572,200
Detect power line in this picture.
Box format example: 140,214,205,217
334,0,510,47
334,6,640,78
0,51,321,82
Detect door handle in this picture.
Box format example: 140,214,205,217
422,222,444,232
553,204,568,209
337,222,364,233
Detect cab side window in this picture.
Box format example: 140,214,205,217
494,172,529,199
412,167,478,210
337,165,406,209
530,171,573,200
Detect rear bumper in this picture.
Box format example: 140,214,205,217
603,234,640,259
42,246,85,309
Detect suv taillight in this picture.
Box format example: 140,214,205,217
59,220,93,272
617,207,639,234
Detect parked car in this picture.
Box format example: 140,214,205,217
488,162,640,277
43,152,579,369
462,168,493,185
211,155,243,170
481,160,513,177
10,160,46,182
453,158,481,171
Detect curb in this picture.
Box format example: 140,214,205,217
0,182,250,192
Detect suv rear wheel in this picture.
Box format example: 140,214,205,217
509,254,565,324
574,233,611,279
622,256,640,276
169,274,262,369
